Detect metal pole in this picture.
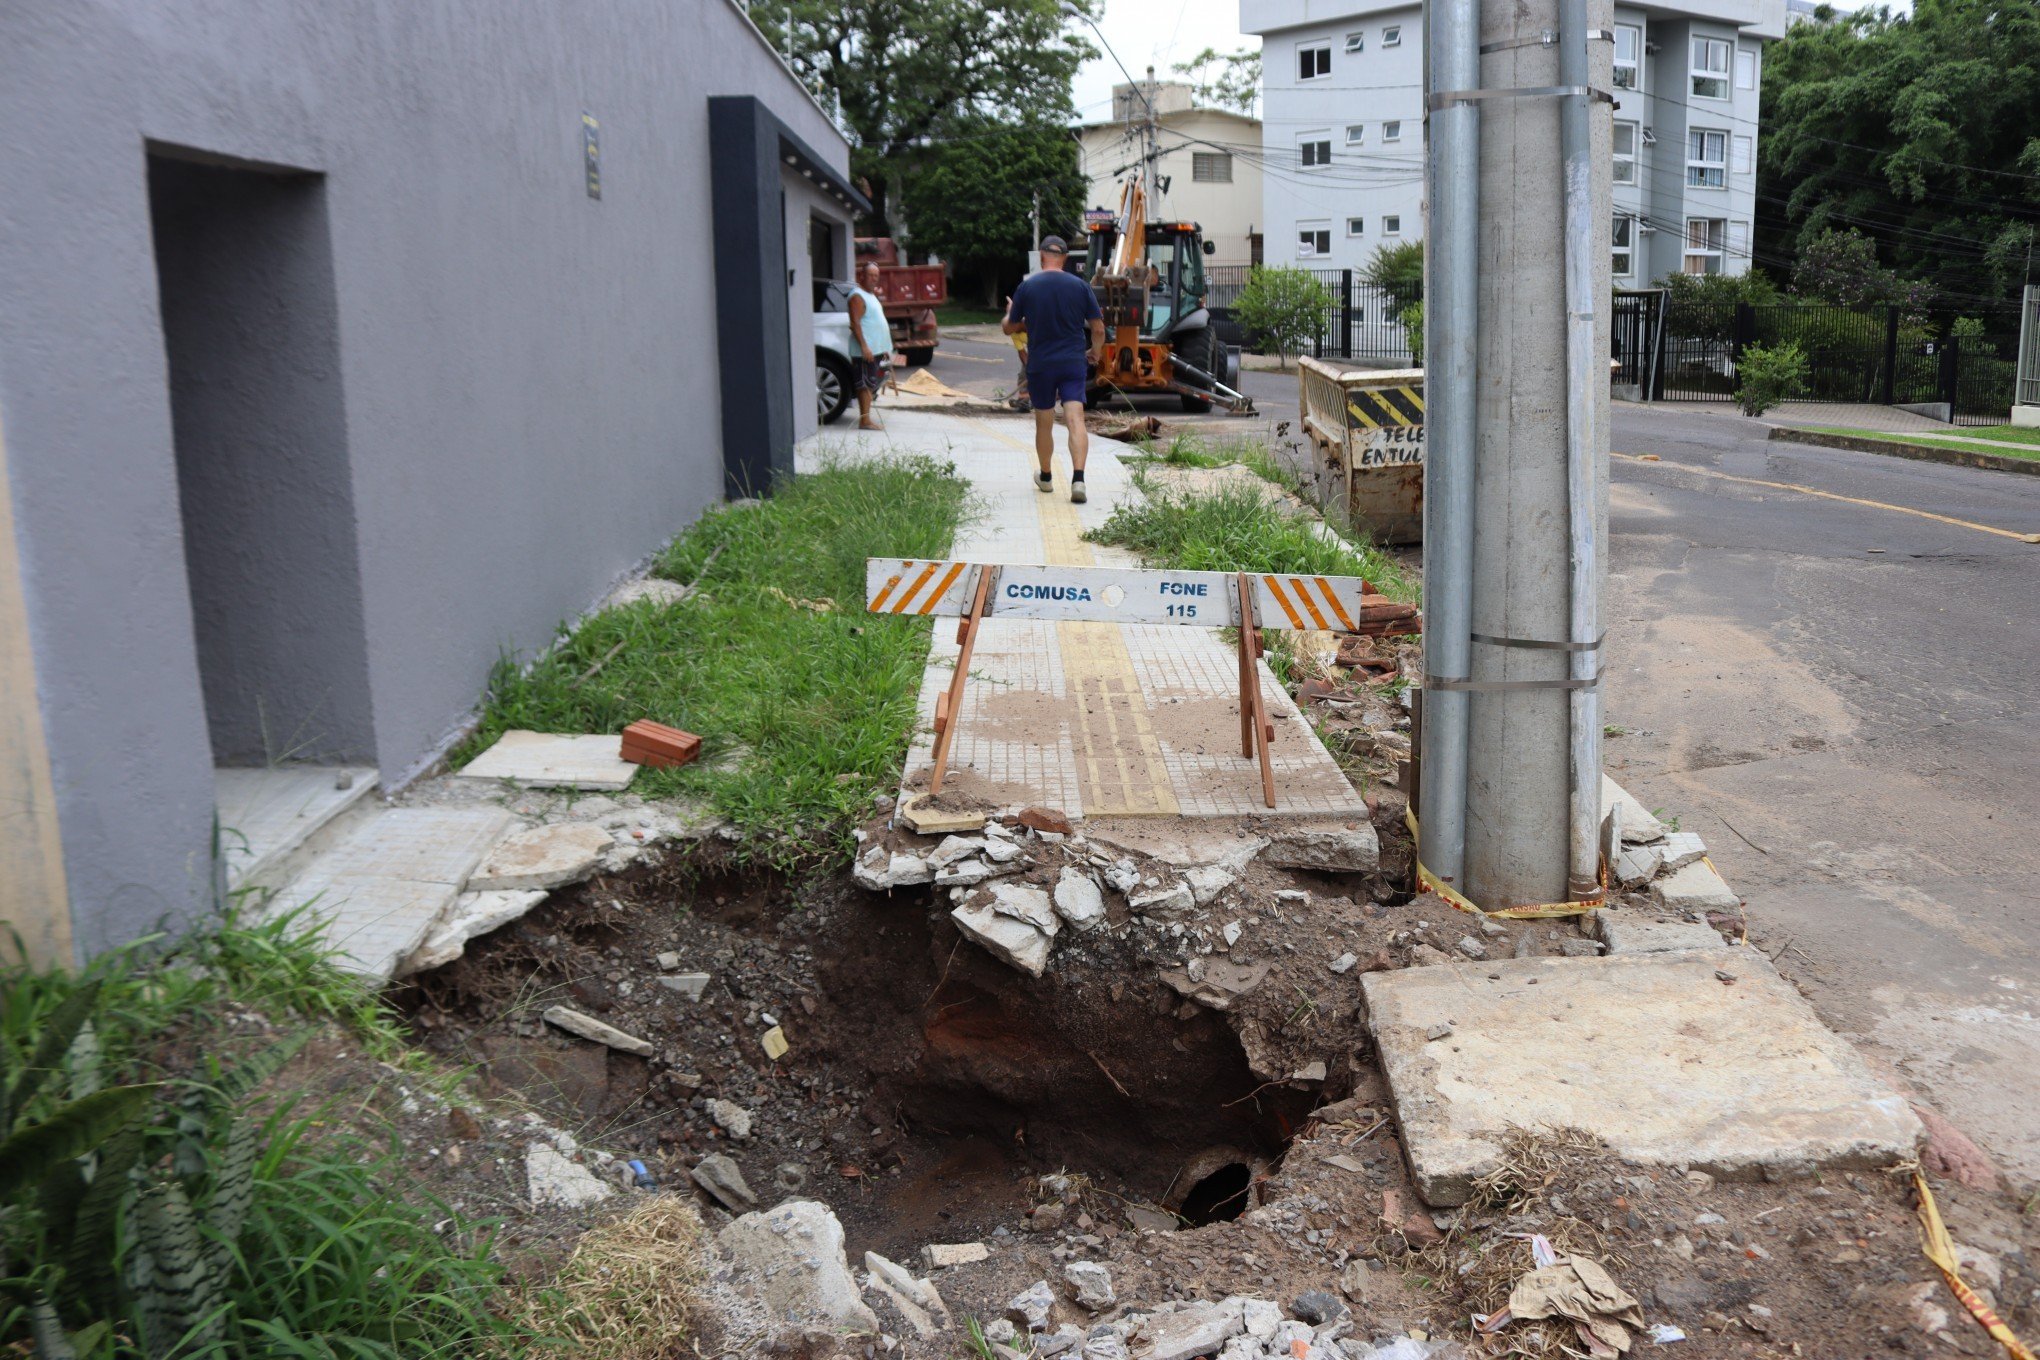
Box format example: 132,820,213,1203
1559,0,1605,900
1417,0,1481,892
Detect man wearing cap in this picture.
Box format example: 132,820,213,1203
1002,236,1106,502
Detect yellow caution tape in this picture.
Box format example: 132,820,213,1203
1915,1171,2036,1360
1405,809,1601,920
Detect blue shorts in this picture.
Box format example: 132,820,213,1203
1026,360,1089,411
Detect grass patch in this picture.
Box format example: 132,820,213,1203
1793,423,2040,462
934,303,1008,327
1089,468,1416,602
460,454,968,869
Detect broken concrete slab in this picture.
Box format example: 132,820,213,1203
1652,859,1740,912
459,729,637,790
1006,1280,1056,1331
984,880,1060,934
1601,776,1665,843
525,1143,614,1208
469,822,614,891
279,871,459,981
603,575,692,610
1184,863,1236,906
1054,868,1107,932
1159,959,1271,1011
952,900,1055,977
692,1153,759,1211
864,1252,950,1337
1659,830,1708,872
1362,948,1923,1205
1128,881,1194,917
1612,841,1665,888
898,793,989,834
1065,1261,1115,1311
706,1098,753,1138
854,849,934,890
716,1200,878,1336
1134,1299,1246,1360
1595,912,1728,955
922,1242,990,1270
1262,820,1380,873
542,1005,654,1056
657,972,713,1000
396,888,549,976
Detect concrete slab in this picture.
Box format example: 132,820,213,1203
277,870,460,980
215,765,378,892
295,807,514,885
468,822,613,890
1653,858,1740,911
1594,912,1729,954
458,729,637,790
1601,775,1666,843
1362,948,1923,1205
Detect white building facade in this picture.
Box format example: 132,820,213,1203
1241,0,1786,284
1076,82,1266,267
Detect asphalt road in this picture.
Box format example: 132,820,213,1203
920,332,2040,1188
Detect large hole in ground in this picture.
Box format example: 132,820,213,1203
398,856,1328,1259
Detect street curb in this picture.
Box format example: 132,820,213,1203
1769,425,2040,478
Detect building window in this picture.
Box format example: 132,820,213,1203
1687,128,1726,187
1613,24,1642,90
1735,47,1758,90
1298,222,1332,257
1299,134,1333,167
1192,151,1233,183
1382,120,1403,142
1731,133,1753,176
1613,120,1638,184
1347,217,1366,236
1383,215,1402,235
1612,215,1634,277
1691,36,1731,99
1346,124,1366,144
1299,42,1331,80
1345,31,1365,52
1382,24,1402,46
1684,217,1726,274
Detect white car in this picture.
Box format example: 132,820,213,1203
813,281,858,425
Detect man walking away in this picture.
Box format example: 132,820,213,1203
1002,237,1105,502
848,262,894,431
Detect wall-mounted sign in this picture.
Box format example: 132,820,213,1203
582,111,601,200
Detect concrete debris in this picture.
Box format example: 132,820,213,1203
1065,1261,1116,1311
1363,948,1925,1205
1006,1280,1056,1332
1184,863,1237,906
898,794,988,834
1038,1324,1086,1357
1329,952,1359,974
604,575,692,609
716,1200,879,1336
1134,1299,1246,1360
922,1242,990,1270
929,835,987,868
459,729,637,790
854,849,935,891
953,900,1056,977
1659,830,1708,872
934,859,997,887
1129,882,1195,917
658,971,713,999
986,880,1059,931
1104,860,1141,894
1595,913,1727,955
1081,1329,1132,1360
864,1251,949,1337
1601,776,1666,844
525,1142,614,1208
761,1025,789,1060
470,822,615,891
1339,1260,1373,1302
1454,936,1488,960
656,950,681,970
1054,868,1109,932
1242,1298,1283,1338
542,1004,654,1056
1223,921,1244,947
985,1320,1020,1346
1262,822,1380,873
397,888,547,975
1125,1205,1179,1233
691,1153,758,1210
1292,1060,1328,1083
1612,841,1665,887
984,838,1026,864
1274,889,1310,905
1558,939,1602,958
1160,959,1271,1011
705,1098,753,1139
1652,859,1739,911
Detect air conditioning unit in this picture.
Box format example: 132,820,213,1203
1641,127,1656,145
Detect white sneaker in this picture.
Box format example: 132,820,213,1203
1036,471,1053,493
1070,480,1088,504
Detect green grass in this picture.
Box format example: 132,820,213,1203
1793,423,2040,462
1088,468,1416,602
459,454,969,869
934,303,1008,327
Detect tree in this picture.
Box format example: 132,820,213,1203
1172,47,1262,115
901,119,1087,302
1363,239,1425,318
1233,267,1333,369
747,0,1095,234
1758,0,2040,303
1790,228,1934,313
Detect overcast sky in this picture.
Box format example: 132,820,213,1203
1069,0,1259,121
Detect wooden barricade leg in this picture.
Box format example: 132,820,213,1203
928,567,992,795
1235,573,1277,809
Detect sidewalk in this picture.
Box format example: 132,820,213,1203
802,409,1367,821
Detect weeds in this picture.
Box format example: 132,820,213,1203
512,1195,705,1360
460,454,969,871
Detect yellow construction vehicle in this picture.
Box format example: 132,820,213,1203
1082,172,1255,414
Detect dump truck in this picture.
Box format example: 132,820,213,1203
853,237,945,366
1079,173,1254,414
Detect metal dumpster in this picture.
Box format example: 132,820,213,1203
1297,358,1424,544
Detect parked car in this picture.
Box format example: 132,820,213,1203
813,280,857,425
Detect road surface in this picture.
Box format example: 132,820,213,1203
913,334,2040,1188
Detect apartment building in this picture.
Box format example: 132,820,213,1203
1076,81,1265,266
1241,0,1786,282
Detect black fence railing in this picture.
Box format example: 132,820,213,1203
1205,266,1419,366
1624,296,2025,425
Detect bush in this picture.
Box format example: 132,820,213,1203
1233,267,1334,370
1398,301,1424,366
1735,340,1809,416
1363,240,1425,318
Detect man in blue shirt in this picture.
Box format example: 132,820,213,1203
1002,237,1105,502
848,262,896,431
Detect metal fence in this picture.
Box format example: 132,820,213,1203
1206,266,1418,366
1623,296,2027,426
2019,284,2040,411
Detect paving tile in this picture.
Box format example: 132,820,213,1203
276,871,460,980
296,807,514,886
458,729,637,790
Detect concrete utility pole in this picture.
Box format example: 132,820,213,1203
1422,0,1613,908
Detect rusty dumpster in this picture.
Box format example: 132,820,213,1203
1297,358,1424,544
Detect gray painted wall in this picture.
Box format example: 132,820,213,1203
0,0,853,953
